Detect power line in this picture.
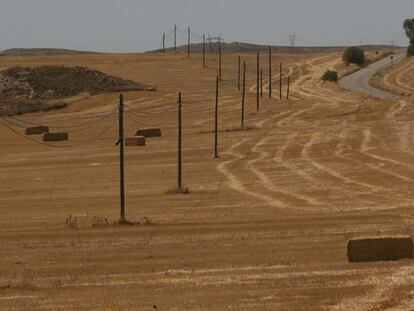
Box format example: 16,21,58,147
190,30,204,41
180,101,214,114
124,110,176,127
7,108,117,124
0,117,116,148
7,109,117,131
124,103,177,117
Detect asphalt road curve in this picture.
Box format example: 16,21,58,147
339,53,406,100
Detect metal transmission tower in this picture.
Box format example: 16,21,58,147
289,34,296,48
206,34,224,53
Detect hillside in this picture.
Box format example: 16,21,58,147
0,48,98,56
0,65,155,115
148,41,404,54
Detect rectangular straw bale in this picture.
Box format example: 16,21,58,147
135,128,162,138
347,237,413,263
126,136,146,147
25,126,49,135
43,132,69,142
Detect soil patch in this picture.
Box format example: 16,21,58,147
0,65,155,115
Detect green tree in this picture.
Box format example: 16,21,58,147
403,18,414,56
343,47,365,66
321,70,338,82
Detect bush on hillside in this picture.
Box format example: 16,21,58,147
321,70,338,82
343,47,365,66
403,18,414,56
408,44,414,56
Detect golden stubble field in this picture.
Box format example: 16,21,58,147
1,50,414,310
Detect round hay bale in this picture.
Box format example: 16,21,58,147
347,237,413,263
43,132,69,142
126,136,146,147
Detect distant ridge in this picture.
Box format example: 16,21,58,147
148,42,404,54
0,48,99,56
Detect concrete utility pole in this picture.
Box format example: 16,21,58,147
219,39,222,80
174,24,177,52
214,76,219,158
280,62,283,100
238,56,241,91
187,26,190,57
203,34,206,67
118,94,125,221
269,46,272,98
177,92,182,190
162,33,165,54
256,52,260,111
241,60,246,128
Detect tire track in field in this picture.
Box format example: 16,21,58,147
273,133,317,184
216,139,288,208
395,58,414,92
252,64,301,100
247,136,322,206
301,131,383,191
338,127,414,185
215,109,311,210
383,58,414,94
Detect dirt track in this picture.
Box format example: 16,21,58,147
0,52,414,310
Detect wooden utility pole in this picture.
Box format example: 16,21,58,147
219,40,222,80
238,56,241,91
162,33,165,54
256,52,260,111
178,92,182,190
118,94,125,221
241,60,246,128
214,76,219,158
287,76,290,99
187,27,190,57
279,62,283,100
260,69,263,98
203,34,206,67
269,46,272,98
174,24,177,52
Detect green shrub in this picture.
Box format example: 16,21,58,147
403,18,414,56
408,44,414,56
343,47,365,66
321,70,338,82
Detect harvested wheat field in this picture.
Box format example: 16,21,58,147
1,50,414,310
372,56,414,98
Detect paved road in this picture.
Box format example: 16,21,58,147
339,53,406,100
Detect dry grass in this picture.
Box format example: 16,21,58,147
65,215,154,229
197,125,258,134
1,50,414,310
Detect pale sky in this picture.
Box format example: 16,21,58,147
0,0,412,52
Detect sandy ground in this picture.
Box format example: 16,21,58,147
0,51,414,310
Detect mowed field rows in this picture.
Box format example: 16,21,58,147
372,56,414,97
1,51,414,310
